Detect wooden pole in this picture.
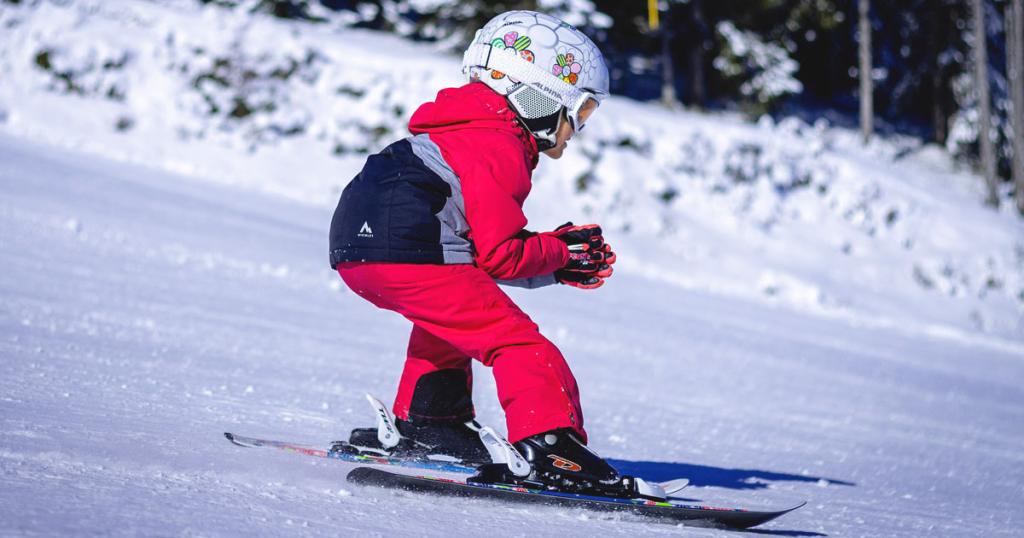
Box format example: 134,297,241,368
929,5,948,144
859,0,874,144
1010,0,1024,214
690,0,707,108
973,0,999,207
652,0,677,107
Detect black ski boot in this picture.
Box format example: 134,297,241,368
334,418,492,465
470,428,656,499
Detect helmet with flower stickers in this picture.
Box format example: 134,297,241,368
462,11,610,150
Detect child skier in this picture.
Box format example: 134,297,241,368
329,11,638,496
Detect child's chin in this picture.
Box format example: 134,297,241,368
543,145,567,159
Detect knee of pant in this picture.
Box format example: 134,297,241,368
482,334,563,368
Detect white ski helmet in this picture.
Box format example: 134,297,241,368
462,10,610,150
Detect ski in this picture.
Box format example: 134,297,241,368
223,432,479,474
224,431,691,495
346,467,804,529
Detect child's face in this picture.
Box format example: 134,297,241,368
543,99,598,160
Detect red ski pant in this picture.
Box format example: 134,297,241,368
337,262,585,443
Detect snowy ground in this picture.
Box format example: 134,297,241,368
3,133,1023,537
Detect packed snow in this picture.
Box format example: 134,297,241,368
2,1,1024,536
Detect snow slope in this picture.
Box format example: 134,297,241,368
2,0,1023,342
3,134,1024,537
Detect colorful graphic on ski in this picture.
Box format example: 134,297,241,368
346,467,805,529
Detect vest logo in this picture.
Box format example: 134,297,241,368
547,455,582,472
358,221,374,238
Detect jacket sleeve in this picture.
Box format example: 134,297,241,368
460,158,569,281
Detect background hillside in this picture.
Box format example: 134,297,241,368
1,0,1022,339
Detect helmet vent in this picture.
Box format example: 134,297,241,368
510,86,561,119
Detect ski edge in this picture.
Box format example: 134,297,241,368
345,466,806,529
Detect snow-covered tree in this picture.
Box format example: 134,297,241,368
713,20,803,114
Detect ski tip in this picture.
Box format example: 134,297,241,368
772,501,807,516
224,432,259,448
789,500,809,511
727,500,807,529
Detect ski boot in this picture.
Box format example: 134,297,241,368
339,419,492,464
330,394,492,465
470,428,672,501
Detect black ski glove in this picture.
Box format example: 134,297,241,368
546,222,616,289
554,270,609,290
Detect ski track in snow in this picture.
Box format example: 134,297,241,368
1,134,1023,537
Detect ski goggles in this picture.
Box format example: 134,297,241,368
565,92,599,133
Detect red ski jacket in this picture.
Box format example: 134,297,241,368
409,82,568,280
330,82,568,283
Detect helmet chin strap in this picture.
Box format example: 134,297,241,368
514,108,564,152
534,136,556,152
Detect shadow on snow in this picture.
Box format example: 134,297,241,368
608,459,842,535
608,458,855,491
737,530,828,537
